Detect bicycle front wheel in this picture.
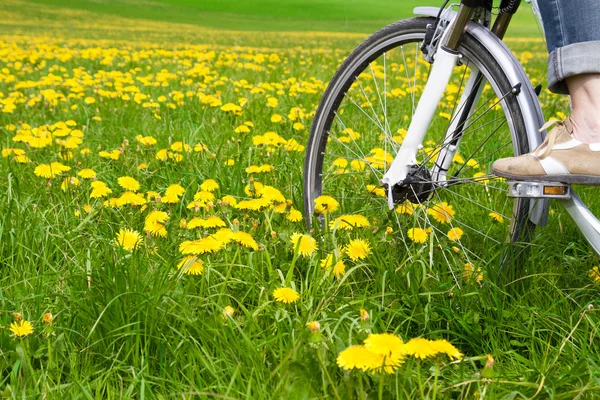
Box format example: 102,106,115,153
304,17,535,278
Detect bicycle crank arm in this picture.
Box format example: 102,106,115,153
506,181,571,200
381,46,459,209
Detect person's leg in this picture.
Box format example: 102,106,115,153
567,75,600,143
537,0,600,97
490,1,600,183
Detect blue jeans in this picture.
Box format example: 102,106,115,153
537,0,600,94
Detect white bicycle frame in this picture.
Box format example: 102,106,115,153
382,4,600,254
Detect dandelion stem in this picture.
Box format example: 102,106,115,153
378,369,385,400
432,361,440,400
317,351,340,400
286,245,299,285
417,361,425,399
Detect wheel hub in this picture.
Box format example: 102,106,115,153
385,165,434,204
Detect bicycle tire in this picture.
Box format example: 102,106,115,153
304,17,535,272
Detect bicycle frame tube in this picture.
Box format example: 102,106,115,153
431,67,485,183
381,4,476,209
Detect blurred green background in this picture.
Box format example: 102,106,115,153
29,0,542,38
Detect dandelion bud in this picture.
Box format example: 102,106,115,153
249,177,255,183
258,244,265,251
482,354,495,379
179,218,187,229
359,309,369,322
271,231,277,239
222,306,235,320
123,139,129,146
251,221,259,230
233,219,240,226
306,321,321,333
43,312,53,324
13,312,23,322
385,226,393,235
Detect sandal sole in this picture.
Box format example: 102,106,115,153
490,167,600,186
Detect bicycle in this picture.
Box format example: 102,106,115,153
303,0,600,279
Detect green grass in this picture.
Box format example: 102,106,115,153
0,0,599,398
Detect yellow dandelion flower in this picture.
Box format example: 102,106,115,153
447,227,464,241
364,333,406,359
165,184,185,197
77,168,96,179
60,177,80,191
273,287,300,304
463,263,483,284
9,320,34,338
403,338,437,359
200,179,219,192
194,191,215,202
118,176,140,192
262,186,286,204
430,339,463,360
427,202,455,224
337,345,401,374
396,201,416,215
345,239,371,261
221,195,238,206
330,214,370,230
407,227,428,244
286,208,303,222
90,181,112,198
466,159,479,169
333,260,346,279
234,124,251,134
188,216,226,229
161,193,180,204
115,228,142,251
34,162,71,179
179,237,225,255
314,195,339,215
232,231,258,250
267,97,278,108
290,233,318,257
337,346,379,371
473,172,489,184
320,252,336,270
244,181,264,197
235,197,272,211
366,184,386,197
489,212,504,223
222,306,235,319
145,211,169,237
589,266,600,283
177,256,204,275
211,228,234,244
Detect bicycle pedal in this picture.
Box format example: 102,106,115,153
507,181,571,199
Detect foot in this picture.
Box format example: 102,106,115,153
491,118,600,185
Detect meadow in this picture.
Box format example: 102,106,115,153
0,0,599,398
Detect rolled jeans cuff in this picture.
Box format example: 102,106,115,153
548,41,600,95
